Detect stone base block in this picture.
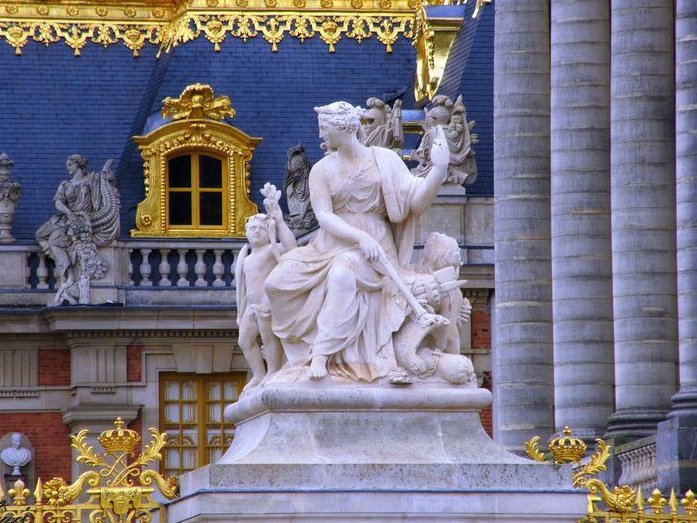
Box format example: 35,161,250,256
169,385,586,522
167,485,586,523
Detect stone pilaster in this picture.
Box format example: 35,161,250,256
493,0,554,448
550,0,614,439
607,0,677,439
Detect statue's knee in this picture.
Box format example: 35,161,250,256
327,261,356,291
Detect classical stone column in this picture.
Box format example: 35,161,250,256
656,0,697,494
493,0,554,448
550,0,614,439
607,0,677,439
671,0,697,416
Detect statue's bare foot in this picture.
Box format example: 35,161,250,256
309,356,329,380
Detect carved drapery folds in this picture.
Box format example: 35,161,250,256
131,84,261,238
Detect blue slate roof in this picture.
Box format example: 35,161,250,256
0,14,493,241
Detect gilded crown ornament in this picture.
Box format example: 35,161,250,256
549,426,586,464
161,84,235,121
97,417,141,454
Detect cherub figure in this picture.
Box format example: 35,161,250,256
416,232,472,355
235,183,297,389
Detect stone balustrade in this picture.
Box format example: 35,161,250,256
0,239,245,306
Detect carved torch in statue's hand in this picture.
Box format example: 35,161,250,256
261,182,283,222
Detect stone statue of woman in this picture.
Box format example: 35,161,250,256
36,154,120,305
264,101,451,382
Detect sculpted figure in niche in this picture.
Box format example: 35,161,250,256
411,94,478,186
235,183,297,389
36,155,120,305
0,433,32,476
358,98,404,152
264,101,453,382
283,145,317,232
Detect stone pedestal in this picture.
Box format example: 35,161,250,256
657,415,697,494
168,384,586,522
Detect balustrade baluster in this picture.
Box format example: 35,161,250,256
213,249,225,287
128,251,135,286
177,249,189,287
140,249,152,286
36,252,49,289
194,249,207,287
159,249,172,286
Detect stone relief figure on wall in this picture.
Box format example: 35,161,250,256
261,101,476,386
411,94,478,187
235,183,297,389
283,145,317,233
0,433,32,476
358,98,404,152
36,154,120,306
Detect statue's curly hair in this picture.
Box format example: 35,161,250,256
66,154,88,170
314,101,361,133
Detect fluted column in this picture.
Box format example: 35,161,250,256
671,0,697,414
607,0,677,438
550,0,614,439
493,0,554,448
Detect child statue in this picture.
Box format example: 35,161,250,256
235,183,297,389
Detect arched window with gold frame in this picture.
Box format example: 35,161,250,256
131,84,262,238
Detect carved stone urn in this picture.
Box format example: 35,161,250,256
0,153,21,244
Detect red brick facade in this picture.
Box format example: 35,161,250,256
0,412,71,480
38,349,70,386
471,311,491,350
127,344,143,383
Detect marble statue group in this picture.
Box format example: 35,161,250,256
238,101,476,389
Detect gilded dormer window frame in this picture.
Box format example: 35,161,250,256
131,84,261,238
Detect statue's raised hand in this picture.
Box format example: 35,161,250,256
430,125,450,170
261,182,283,222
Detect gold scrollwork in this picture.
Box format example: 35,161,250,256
0,10,415,56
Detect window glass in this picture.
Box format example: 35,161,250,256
169,192,192,225
169,156,192,188
200,192,223,226
160,373,246,476
199,156,223,188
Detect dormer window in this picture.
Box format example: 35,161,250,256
131,84,261,238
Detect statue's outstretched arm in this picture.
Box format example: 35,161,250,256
410,126,449,214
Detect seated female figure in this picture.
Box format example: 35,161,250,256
264,101,449,382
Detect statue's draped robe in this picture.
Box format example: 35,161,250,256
266,147,420,382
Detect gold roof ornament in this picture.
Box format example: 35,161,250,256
97,417,142,454
162,83,236,121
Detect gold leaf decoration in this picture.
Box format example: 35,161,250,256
523,435,547,463
162,83,235,121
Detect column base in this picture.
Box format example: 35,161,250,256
668,388,697,417
605,409,668,442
